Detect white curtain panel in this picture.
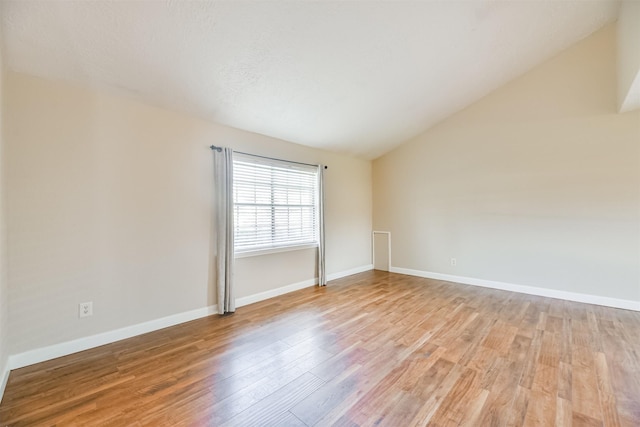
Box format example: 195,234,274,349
317,165,326,286
213,147,235,314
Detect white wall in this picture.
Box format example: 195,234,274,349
5,72,372,356
373,24,640,305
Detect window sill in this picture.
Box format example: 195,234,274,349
235,243,318,259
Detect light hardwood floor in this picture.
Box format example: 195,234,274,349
1,271,639,426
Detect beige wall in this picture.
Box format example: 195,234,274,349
617,0,640,112
374,24,640,303
5,72,372,355
0,14,9,386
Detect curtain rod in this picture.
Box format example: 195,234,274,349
210,145,328,169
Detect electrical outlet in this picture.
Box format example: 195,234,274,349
450,258,457,267
79,302,93,318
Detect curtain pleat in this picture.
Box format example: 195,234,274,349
214,147,235,314
317,165,326,286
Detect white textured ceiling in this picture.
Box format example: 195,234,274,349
1,1,620,159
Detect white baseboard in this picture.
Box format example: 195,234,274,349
6,264,375,372
0,358,9,404
327,264,373,281
236,264,374,308
390,267,640,311
236,278,318,308
9,304,219,370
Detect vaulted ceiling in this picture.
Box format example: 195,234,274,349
1,1,620,159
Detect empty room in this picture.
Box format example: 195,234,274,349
0,0,638,425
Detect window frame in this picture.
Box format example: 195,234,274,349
232,153,320,258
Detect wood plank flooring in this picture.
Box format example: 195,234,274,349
1,271,639,426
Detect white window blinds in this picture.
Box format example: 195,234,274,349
233,154,319,254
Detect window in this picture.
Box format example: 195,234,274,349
233,154,319,255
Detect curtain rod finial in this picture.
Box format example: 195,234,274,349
210,145,222,152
